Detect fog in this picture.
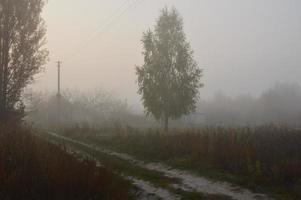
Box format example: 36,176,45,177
2,1,301,198
32,0,301,114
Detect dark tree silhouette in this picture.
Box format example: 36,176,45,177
136,7,203,131
0,0,48,121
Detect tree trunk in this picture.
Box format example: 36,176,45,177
0,21,3,119
0,7,10,120
0,30,9,120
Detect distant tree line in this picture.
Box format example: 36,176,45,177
25,82,301,129
198,82,301,127
25,90,155,129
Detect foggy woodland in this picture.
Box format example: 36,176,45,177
24,82,301,129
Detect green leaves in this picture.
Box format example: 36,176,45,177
0,0,48,118
136,7,203,125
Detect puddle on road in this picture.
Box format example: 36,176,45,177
45,131,273,200
44,132,178,200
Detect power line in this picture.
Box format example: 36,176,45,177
84,0,132,40
64,0,141,63
64,0,143,63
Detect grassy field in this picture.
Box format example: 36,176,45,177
0,123,133,200
43,130,237,200
63,125,301,200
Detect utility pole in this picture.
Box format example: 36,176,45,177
56,61,62,128
56,61,62,98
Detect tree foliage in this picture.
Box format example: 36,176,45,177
0,0,48,121
136,7,203,130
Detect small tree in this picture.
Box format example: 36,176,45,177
0,0,48,121
136,7,203,131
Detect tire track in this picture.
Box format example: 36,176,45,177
43,131,272,200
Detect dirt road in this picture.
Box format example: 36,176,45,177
41,131,273,200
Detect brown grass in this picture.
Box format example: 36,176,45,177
0,122,132,200
69,125,301,199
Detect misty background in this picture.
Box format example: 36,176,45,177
27,0,301,127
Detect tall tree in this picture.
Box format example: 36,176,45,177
136,7,203,131
0,0,48,121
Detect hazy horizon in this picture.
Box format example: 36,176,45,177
32,0,301,111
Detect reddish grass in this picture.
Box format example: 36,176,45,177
71,125,301,199
0,123,132,200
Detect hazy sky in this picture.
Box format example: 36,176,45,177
34,0,301,110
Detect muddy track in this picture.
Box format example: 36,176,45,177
42,131,273,200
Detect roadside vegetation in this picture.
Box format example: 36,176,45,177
63,125,301,200
0,123,132,200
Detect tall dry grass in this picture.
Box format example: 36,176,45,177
80,125,301,198
0,123,132,200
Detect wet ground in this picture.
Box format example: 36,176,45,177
40,131,273,200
